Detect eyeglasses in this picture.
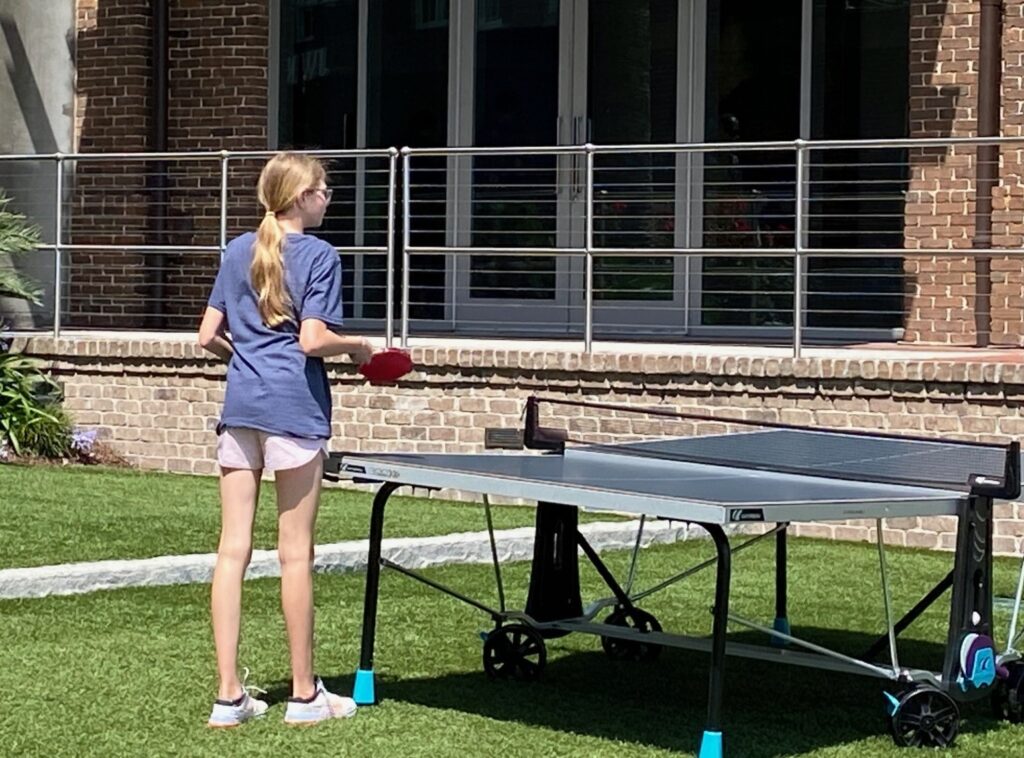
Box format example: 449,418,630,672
307,187,333,202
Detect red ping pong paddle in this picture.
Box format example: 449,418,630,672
358,347,413,384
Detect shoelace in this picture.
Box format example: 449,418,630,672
240,667,268,701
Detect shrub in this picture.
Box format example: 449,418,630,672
0,335,72,458
0,189,76,460
14,403,73,458
0,188,42,304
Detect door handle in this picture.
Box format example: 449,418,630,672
572,116,584,198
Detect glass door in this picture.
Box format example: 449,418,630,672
695,0,909,337
454,0,692,335
452,0,576,333
567,0,688,334
699,0,802,330
277,0,452,332
364,0,451,325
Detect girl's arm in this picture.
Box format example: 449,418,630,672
198,306,234,362
299,318,373,363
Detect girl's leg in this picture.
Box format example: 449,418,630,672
211,466,261,701
275,454,324,700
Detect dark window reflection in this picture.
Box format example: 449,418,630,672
701,0,908,332
589,0,677,302
807,0,908,330
365,0,450,320
470,0,559,299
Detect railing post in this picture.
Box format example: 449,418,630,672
793,140,806,358
385,148,398,347
53,154,64,338
400,147,411,348
584,144,595,353
219,150,229,260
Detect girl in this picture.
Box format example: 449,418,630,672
199,152,374,727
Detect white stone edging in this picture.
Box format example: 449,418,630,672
0,520,696,599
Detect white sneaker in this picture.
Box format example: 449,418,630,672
284,676,357,725
208,691,269,728
207,668,269,728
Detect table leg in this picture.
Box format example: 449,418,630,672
524,502,583,632
944,495,996,699
699,523,731,758
773,527,791,646
354,482,400,705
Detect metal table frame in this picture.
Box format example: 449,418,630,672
324,397,1023,756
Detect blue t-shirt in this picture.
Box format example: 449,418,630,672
207,231,343,439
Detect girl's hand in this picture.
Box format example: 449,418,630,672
351,338,374,365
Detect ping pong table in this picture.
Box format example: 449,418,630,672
325,396,1024,756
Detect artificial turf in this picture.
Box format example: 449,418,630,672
2,534,1023,757
0,464,615,569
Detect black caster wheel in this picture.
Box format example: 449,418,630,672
992,661,1024,723
887,685,960,748
483,624,547,681
600,607,663,662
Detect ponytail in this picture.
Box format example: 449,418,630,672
250,152,326,327
252,211,292,327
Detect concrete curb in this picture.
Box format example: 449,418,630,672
0,519,696,599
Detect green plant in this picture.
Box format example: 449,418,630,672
0,189,43,304
0,184,70,458
14,402,72,458
0,347,70,457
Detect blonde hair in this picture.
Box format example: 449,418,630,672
252,152,327,327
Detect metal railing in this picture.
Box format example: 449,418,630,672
1,137,1022,355
0,148,398,339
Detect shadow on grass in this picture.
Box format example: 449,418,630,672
327,626,1008,757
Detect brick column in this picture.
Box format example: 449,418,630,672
904,1,1024,345
71,0,270,329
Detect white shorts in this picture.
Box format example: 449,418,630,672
217,427,328,472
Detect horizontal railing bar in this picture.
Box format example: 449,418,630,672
0,149,396,161
35,244,389,253
403,246,1023,257
3,136,1023,165
403,134,1024,158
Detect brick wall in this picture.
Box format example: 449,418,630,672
904,1,1024,345
14,336,1024,557
70,0,269,329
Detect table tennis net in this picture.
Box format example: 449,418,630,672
580,429,1015,495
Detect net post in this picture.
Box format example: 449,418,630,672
524,396,567,452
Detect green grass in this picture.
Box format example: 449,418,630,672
0,464,616,569
2,536,1023,757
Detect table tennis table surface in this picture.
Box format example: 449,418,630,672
339,428,991,524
